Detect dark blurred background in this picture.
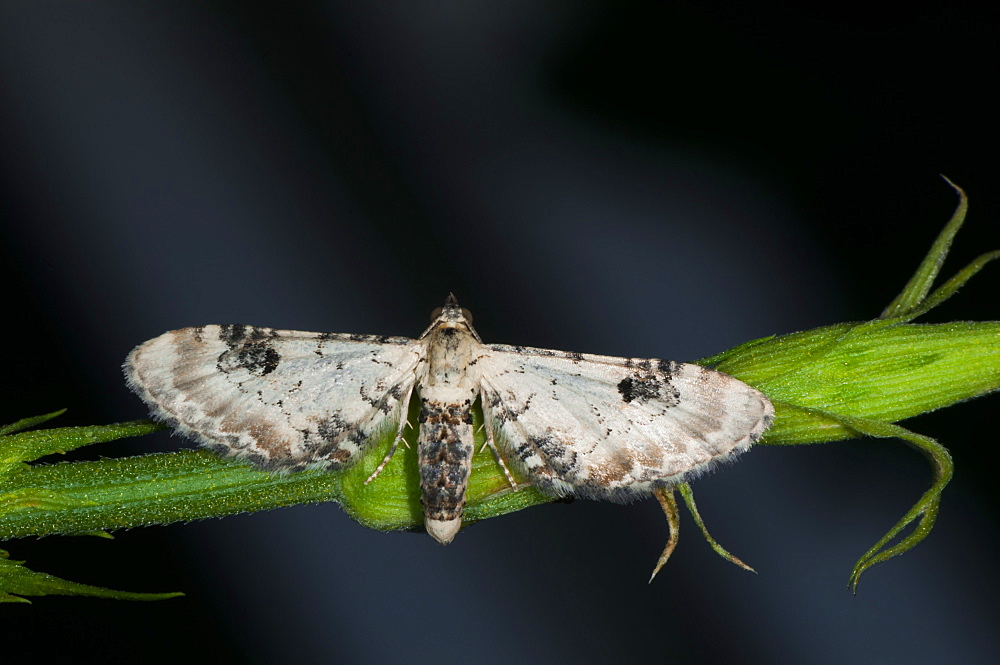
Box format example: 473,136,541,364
1,2,998,663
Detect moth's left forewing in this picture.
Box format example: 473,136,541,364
126,326,423,471
479,345,773,501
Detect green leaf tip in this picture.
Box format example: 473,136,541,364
678,483,755,573
0,414,166,478
0,548,182,603
881,175,968,319
0,409,67,437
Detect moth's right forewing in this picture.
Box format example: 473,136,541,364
478,345,773,501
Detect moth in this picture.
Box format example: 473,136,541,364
125,295,773,544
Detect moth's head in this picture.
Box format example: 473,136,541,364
424,293,480,340
430,293,473,325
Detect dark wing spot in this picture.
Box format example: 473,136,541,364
217,341,281,376
617,375,662,404
238,343,281,376
617,360,682,406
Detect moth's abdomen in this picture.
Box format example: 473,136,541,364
418,395,475,544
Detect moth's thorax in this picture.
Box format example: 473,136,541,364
423,324,481,389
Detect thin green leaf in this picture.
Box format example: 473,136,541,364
649,488,680,582
0,410,67,437
882,175,967,318
0,420,166,477
884,249,1000,325
677,483,754,573
768,401,952,592
0,548,181,603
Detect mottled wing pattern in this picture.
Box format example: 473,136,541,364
125,325,423,471
479,345,774,501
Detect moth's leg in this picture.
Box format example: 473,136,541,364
479,392,518,490
364,384,415,485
